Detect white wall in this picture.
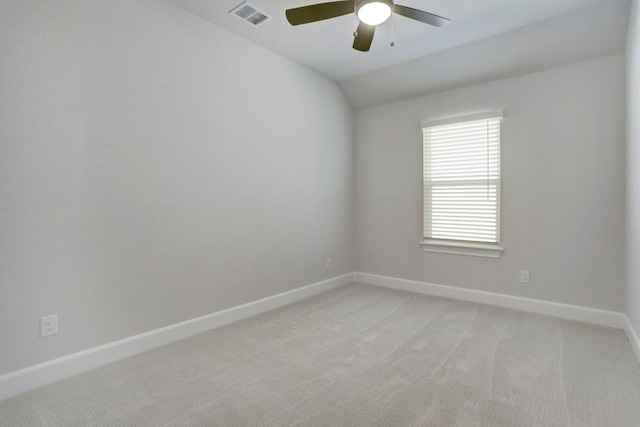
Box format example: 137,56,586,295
627,0,640,334
0,0,354,375
355,54,626,311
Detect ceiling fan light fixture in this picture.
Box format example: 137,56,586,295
356,0,393,26
285,0,450,52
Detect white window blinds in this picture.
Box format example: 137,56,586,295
422,113,502,245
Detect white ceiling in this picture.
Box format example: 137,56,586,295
166,0,610,81
341,0,630,108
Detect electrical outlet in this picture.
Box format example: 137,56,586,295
40,315,58,338
325,258,331,269
520,270,530,284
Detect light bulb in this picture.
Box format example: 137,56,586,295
357,1,392,26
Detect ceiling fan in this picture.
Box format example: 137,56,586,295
285,0,451,52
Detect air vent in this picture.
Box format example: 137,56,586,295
229,2,270,26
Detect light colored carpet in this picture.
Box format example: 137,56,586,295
1,283,640,426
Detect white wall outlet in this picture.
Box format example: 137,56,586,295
325,258,331,269
520,270,530,284
40,315,58,338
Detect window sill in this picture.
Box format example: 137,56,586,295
420,240,504,258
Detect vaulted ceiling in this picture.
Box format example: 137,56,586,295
166,0,630,107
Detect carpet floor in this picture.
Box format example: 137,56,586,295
1,283,640,426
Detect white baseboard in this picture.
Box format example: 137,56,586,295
0,273,353,401
353,272,626,329
625,316,640,366
2,272,632,402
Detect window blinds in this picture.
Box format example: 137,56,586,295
422,114,502,245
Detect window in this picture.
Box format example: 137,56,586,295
420,112,503,258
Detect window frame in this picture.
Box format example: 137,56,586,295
419,111,504,258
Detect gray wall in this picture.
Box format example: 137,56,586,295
355,54,626,311
0,0,632,379
0,0,355,375
627,0,640,336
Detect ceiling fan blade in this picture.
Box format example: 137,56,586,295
393,4,451,27
353,21,375,52
286,1,354,26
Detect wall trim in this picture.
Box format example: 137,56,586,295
625,316,640,366
0,273,354,401
353,272,626,329
2,272,633,402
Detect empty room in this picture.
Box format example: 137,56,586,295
1,0,640,425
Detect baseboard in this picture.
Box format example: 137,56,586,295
2,271,630,401
353,272,626,329
625,316,640,366
0,273,353,401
